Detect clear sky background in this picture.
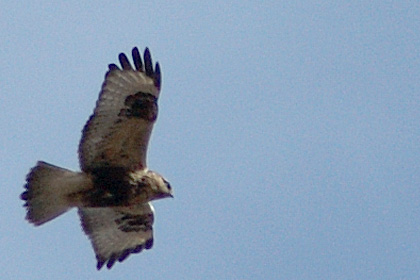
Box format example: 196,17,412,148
1,1,419,279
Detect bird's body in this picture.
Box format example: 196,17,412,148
20,47,172,270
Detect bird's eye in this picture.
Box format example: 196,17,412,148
164,181,171,190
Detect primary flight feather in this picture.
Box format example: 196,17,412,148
20,47,173,270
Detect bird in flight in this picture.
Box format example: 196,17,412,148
20,47,173,270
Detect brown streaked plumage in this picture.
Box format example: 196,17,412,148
20,47,173,270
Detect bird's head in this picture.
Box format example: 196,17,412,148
130,169,173,201
147,170,173,200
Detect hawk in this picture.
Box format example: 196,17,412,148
20,47,173,270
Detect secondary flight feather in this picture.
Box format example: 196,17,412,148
20,47,173,270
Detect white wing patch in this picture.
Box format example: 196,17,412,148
78,203,154,270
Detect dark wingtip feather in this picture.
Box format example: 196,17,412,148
106,254,117,269
131,244,144,254
97,259,105,270
154,62,161,89
108,63,120,71
118,250,131,262
144,48,153,77
119,53,132,70
132,47,143,71
145,238,154,249
20,191,28,201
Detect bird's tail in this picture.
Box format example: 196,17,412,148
20,161,91,226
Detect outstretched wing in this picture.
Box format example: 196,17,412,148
79,47,162,172
78,203,154,270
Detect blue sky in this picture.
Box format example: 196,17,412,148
1,1,419,279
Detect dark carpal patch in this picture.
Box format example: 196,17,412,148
115,212,153,233
119,92,158,122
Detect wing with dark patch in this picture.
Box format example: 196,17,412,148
78,203,154,270
78,47,162,171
